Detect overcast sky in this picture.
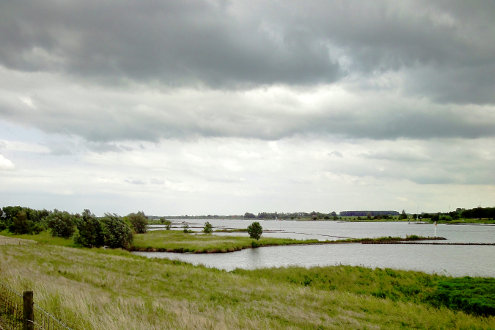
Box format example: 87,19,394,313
1,0,494,216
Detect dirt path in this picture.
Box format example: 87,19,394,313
0,235,35,246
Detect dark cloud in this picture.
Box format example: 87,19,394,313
1,1,494,104
0,0,340,87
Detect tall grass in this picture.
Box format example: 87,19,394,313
0,238,494,329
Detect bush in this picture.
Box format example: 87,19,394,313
160,218,172,230
127,211,148,233
74,209,104,248
100,214,133,249
203,221,213,234
182,223,190,233
46,210,76,238
247,222,263,240
426,277,495,316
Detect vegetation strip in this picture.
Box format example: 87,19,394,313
131,231,447,254
361,241,495,245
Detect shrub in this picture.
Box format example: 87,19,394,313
160,217,172,230
74,209,104,248
100,214,133,249
46,210,76,238
127,211,148,233
426,277,495,316
247,222,263,240
182,223,190,233
203,221,213,234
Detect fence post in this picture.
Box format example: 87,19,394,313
23,291,34,330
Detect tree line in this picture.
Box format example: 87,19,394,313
421,207,495,221
0,206,149,249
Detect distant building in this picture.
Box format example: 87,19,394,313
339,211,399,217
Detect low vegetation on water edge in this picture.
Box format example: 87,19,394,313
132,230,445,253
0,237,493,329
1,229,445,253
131,230,321,253
234,266,495,317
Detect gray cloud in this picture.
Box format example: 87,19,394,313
0,0,340,88
1,1,494,104
1,68,494,144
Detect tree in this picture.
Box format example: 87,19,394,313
100,214,133,249
74,209,104,248
46,210,76,238
203,221,213,234
247,221,263,240
399,210,408,220
163,219,172,230
11,210,29,234
127,211,148,234
244,212,256,219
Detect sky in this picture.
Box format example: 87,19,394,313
1,0,495,216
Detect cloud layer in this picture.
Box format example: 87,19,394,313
1,0,494,214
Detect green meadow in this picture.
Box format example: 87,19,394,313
1,234,494,329
131,230,443,253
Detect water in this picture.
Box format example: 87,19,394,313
140,220,495,277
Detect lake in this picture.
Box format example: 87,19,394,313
139,220,495,277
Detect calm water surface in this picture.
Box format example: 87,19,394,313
141,220,495,277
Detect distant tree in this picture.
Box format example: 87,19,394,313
127,211,148,233
203,221,213,234
163,219,172,230
399,210,408,220
74,209,104,248
247,221,263,240
100,214,133,249
46,210,76,238
244,212,256,219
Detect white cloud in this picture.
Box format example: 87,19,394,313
0,154,14,170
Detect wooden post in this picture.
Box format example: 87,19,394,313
23,291,34,330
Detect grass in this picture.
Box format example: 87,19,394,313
0,230,76,247
132,230,323,253
0,230,445,254
234,266,495,316
0,236,494,329
131,230,444,253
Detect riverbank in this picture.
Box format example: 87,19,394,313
0,238,494,329
131,230,446,253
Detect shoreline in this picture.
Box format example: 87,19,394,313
130,235,448,254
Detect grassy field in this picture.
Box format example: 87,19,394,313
133,230,323,253
131,230,443,253
1,235,494,329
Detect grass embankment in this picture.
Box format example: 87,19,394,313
131,230,444,253
0,237,494,329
